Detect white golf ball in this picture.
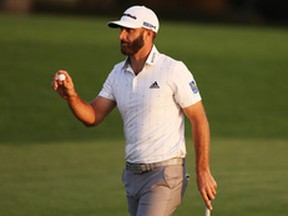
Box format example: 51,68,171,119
58,74,66,82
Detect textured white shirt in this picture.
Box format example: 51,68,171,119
99,46,202,163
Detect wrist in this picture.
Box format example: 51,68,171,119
196,166,210,175
66,91,78,102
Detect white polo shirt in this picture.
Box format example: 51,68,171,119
99,46,202,163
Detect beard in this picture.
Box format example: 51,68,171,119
120,32,145,56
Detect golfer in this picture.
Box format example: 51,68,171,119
52,5,217,216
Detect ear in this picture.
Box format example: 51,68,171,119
145,29,155,42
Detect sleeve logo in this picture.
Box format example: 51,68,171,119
189,81,199,94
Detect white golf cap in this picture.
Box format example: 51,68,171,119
108,6,159,33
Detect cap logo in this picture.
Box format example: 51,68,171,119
143,22,156,30
122,13,137,20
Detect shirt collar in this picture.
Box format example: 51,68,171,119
122,45,159,71
146,45,159,65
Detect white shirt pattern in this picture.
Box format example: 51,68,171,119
99,46,202,163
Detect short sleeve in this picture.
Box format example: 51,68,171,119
98,70,116,101
172,61,202,108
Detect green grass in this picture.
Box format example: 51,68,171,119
0,139,287,216
0,14,287,142
0,14,288,216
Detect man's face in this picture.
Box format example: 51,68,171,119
119,28,145,56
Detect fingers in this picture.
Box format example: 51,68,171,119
52,72,59,90
207,179,217,200
198,175,217,211
52,70,76,100
52,70,69,90
201,189,213,210
57,70,70,82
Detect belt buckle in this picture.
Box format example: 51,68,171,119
136,164,143,174
136,164,149,174
126,163,152,174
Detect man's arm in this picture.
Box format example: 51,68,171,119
52,70,116,126
183,101,217,210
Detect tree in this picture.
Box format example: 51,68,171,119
1,0,33,13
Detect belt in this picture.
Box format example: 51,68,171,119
126,158,184,174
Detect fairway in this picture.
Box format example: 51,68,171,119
0,139,287,216
0,13,288,216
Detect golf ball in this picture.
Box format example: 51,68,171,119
58,74,66,82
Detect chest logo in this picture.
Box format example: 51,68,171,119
150,81,160,89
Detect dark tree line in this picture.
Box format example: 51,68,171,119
1,0,287,25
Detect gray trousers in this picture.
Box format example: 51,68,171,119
122,164,188,216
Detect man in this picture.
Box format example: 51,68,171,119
52,5,217,216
